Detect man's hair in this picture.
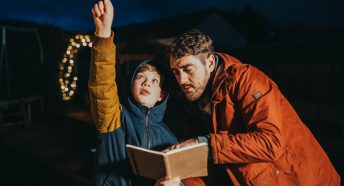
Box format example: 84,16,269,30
135,63,165,89
169,29,214,60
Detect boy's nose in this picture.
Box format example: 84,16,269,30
142,82,150,87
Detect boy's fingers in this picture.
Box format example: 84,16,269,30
91,8,96,17
98,1,105,14
94,4,101,17
103,0,112,12
161,177,181,186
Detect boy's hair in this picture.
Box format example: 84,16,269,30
135,63,165,89
168,29,214,62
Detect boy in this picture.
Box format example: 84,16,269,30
89,0,178,185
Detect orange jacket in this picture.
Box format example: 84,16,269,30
206,52,340,185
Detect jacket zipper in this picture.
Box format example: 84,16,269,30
145,109,151,149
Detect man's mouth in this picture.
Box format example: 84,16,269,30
181,85,194,94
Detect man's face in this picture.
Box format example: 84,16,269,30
170,54,215,101
132,70,163,108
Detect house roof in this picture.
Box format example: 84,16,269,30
115,8,247,52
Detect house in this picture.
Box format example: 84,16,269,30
114,9,247,63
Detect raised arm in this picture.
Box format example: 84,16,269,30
89,0,122,133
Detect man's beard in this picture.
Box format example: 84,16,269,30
184,74,209,101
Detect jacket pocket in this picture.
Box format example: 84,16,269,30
275,145,301,176
248,164,279,186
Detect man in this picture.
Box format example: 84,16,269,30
166,29,340,185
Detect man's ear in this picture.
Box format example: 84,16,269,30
158,90,166,102
206,55,216,72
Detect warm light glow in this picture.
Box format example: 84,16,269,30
59,34,93,101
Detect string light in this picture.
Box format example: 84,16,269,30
59,34,93,101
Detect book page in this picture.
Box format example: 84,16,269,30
165,143,208,179
126,143,208,180
126,144,166,179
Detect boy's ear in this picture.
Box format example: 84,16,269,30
158,90,166,102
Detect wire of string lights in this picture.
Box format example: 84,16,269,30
59,34,92,101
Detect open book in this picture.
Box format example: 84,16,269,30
125,142,208,180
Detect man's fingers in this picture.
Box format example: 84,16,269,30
162,147,171,153
162,144,178,153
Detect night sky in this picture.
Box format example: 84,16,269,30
0,0,343,32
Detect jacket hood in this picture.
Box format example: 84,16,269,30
130,60,166,88
128,60,169,122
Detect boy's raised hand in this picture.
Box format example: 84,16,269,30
92,0,114,37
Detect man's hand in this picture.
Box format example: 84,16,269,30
92,0,114,37
155,176,181,186
162,138,199,153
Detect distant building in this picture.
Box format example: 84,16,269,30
115,9,247,63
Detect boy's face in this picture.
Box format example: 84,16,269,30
132,70,163,108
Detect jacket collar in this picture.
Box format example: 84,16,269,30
210,52,238,103
127,95,168,123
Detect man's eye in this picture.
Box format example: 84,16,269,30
172,71,179,75
184,68,192,72
152,79,159,84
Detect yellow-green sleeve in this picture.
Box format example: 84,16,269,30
88,32,122,133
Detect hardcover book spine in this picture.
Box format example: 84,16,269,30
127,149,138,175
163,155,171,179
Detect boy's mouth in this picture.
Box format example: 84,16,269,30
140,89,150,95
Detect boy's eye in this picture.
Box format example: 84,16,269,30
152,79,159,84
136,75,144,79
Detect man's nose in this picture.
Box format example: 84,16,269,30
179,72,188,84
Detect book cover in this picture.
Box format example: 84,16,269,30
125,142,208,180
